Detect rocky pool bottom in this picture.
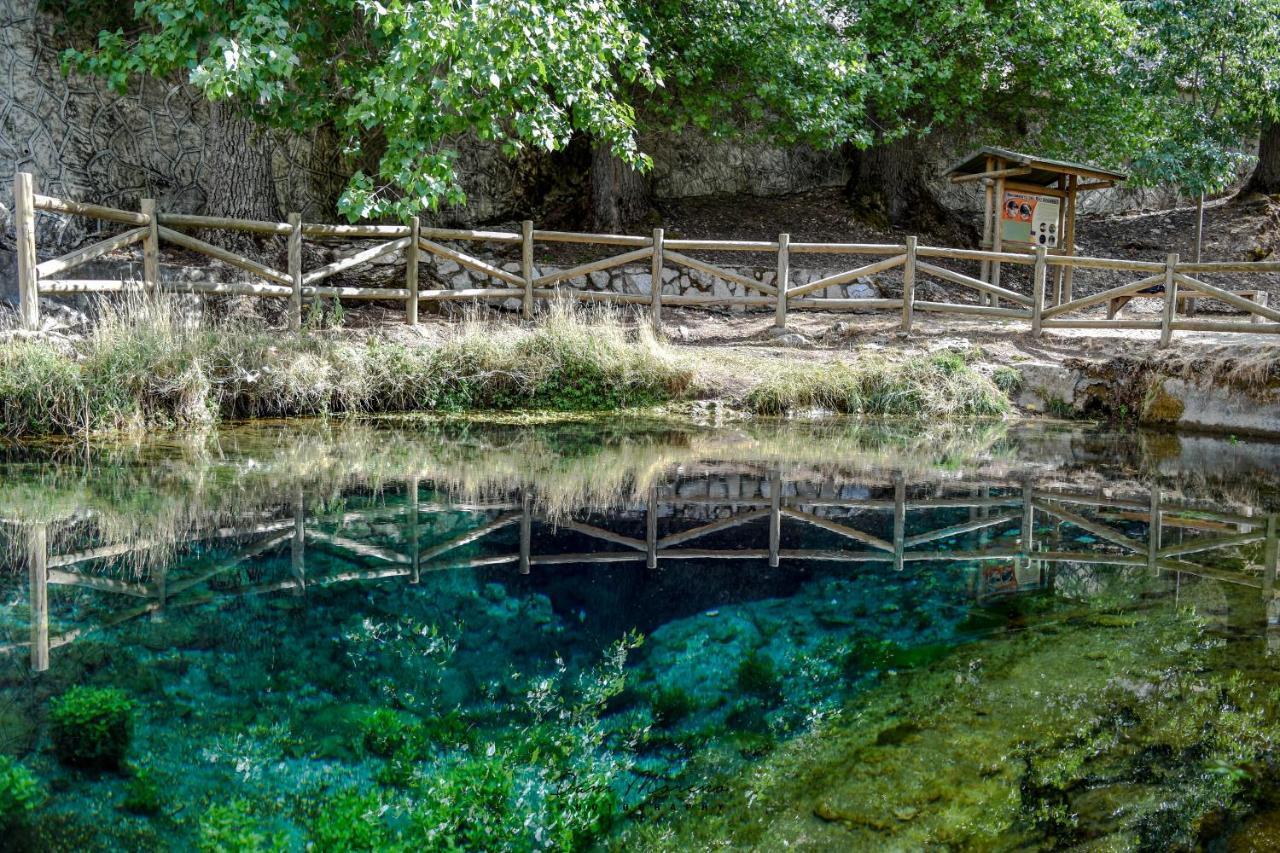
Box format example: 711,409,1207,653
0,418,1278,850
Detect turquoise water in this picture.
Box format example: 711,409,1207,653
0,419,1278,850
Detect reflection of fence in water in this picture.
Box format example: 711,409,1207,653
5,474,1278,672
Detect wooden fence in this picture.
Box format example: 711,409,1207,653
13,172,1280,345
5,472,1277,672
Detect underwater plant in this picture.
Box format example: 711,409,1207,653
48,686,134,770
305,787,393,851
120,763,162,816
197,798,287,852
358,708,420,759
0,755,44,829
650,685,698,727
735,650,783,703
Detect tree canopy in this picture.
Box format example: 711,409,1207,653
58,0,1280,220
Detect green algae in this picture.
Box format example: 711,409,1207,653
617,580,1280,851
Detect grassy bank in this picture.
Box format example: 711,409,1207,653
0,300,1020,436
0,301,690,436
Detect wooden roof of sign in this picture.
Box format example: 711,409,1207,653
944,146,1127,188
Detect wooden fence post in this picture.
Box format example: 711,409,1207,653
650,227,664,334
646,484,658,570
14,172,40,331
406,217,420,325
521,220,534,320
1159,252,1178,348
520,492,532,575
989,173,1006,307
141,198,160,297
1020,479,1034,567
408,475,421,584
1148,486,1162,575
291,488,306,596
28,524,49,672
768,468,781,568
1264,515,1277,599
774,233,790,329
1031,245,1047,337
893,472,906,571
899,235,917,335
288,212,303,332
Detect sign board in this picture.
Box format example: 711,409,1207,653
1000,190,1060,248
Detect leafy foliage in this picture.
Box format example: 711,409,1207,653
1122,0,1280,192
53,0,1280,211
62,0,654,220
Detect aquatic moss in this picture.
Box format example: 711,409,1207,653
650,685,698,727
735,651,783,703
358,708,420,758
120,764,162,816
305,787,393,851
48,686,134,770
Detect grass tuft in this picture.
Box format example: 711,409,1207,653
744,352,1010,418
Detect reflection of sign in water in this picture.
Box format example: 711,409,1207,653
1001,191,1060,248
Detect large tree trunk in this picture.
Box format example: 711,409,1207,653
590,145,650,232
844,135,973,243
1246,117,1280,195
199,102,281,249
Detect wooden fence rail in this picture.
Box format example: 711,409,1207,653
13,172,1280,345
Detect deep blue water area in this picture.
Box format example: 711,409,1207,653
1,418,1279,850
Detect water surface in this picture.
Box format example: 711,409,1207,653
1,418,1278,850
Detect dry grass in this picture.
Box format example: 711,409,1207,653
743,351,1011,418
0,298,692,437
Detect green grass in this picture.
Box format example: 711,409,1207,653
743,352,1011,418
0,300,691,437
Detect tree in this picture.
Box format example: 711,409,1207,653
59,0,1280,231
1123,0,1280,196
1249,119,1280,195
63,0,656,222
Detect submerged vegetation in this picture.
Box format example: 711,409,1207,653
0,300,690,436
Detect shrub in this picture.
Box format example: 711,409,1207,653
0,755,44,829
48,686,134,770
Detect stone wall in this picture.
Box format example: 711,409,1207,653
417,250,890,313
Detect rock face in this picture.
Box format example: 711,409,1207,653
1015,359,1280,437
